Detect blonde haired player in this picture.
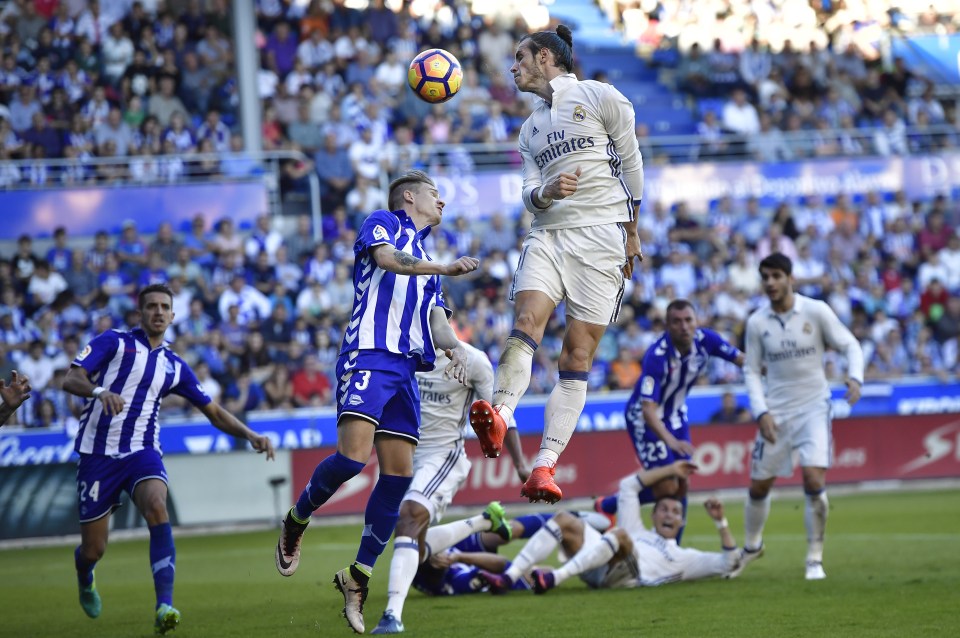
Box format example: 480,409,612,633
370,343,527,634
733,252,864,580
469,24,644,504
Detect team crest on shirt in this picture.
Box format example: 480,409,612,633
76,345,92,361
803,322,813,334
573,105,586,121
373,225,388,241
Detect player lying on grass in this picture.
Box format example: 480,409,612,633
480,460,743,592
412,509,612,596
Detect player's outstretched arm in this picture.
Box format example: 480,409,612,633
371,245,479,277
636,459,697,487
0,371,32,427
199,402,276,460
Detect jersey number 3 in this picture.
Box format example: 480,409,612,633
354,371,371,391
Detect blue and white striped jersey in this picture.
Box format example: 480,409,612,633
73,328,212,456
340,209,448,372
626,329,741,435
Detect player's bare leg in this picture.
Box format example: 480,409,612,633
76,516,110,619
471,291,552,457
523,318,603,503
802,466,828,580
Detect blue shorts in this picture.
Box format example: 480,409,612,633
335,356,421,444
625,412,691,469
77,448,168,523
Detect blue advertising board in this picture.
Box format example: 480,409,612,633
3,378,957,466
0,181,268,240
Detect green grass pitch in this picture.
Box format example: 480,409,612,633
2,489,958,637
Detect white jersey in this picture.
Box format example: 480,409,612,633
744,294,864,417
519,74,643,231
616,474,736,584
416,343,497,450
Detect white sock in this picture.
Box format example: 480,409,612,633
804,491,828,563
423,514,488,556
384,537,419,621
534,376,587,468
743,494,771,551
492,333,536,414
553,531,619,586
504,519,563,582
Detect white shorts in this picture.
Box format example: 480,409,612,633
750,400,833,480
509,223,626,325
576,525,640,590
403,446,471,523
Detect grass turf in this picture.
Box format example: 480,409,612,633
2,489,958,637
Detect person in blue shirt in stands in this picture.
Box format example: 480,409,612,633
596,299,744,541
274,170,480,634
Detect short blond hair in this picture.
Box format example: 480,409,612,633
388,170,436,211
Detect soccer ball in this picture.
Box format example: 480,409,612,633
408,48,463,104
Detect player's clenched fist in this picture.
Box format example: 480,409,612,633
444,256,480,276
544,165,582,200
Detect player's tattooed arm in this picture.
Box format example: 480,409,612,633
393,249,421,269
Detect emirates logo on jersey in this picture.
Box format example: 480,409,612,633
573,105,586,121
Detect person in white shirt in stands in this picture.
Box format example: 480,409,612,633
469,24,643,505
734,253,864,581
479,460,743,593
721,88,760,136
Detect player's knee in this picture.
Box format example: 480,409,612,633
512,312,543,341
558,345,593,372
802,474,826,493
141,496,169,525
81,542,105,562
748,483,771,500
552,510,579,531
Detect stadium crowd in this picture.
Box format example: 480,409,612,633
0,1,958,431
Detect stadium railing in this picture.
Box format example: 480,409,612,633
0,150,320,221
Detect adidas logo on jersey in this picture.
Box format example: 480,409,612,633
532,126,539,136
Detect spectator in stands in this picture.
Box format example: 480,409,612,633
710,391,751,423
18,340,54,392
721,88,760,137
218,273,272,326
290,353,331,407
314,131,354,212
263,362,294,408
748,112,792,162
873,109,909,157
148,75,187,128
918,210,953,260
695,109,727,159
9,85,42,133
102,21,134,85
27,260,67,310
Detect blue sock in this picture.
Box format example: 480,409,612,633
355,474,412,568
515,514,552,538
294,452,366,521
676,496,688,546
149,523,176,608
75,546,95,587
